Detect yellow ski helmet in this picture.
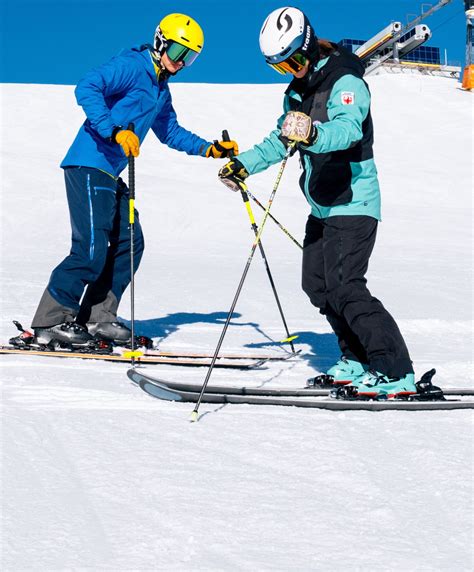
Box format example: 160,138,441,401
154,13,204,67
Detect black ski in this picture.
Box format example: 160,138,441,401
127,370,474,397
127,370,474,411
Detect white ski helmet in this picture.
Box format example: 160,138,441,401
259,7,319,73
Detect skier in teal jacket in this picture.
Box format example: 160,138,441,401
28,13,239,349
219,7,416,398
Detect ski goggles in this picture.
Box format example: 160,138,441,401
166,40,200,67
268,52,307,75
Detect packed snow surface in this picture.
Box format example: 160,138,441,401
1,71,473,570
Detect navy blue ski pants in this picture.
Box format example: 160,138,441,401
46,167,144,321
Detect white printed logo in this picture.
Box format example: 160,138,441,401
302,25,311,51
341,91,355,105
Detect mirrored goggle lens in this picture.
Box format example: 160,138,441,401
166,41,200,66
268,53,307,75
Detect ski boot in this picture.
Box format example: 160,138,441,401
35,321,114,353
87,321,153,349
10,320,112,353
333,369,417,400
307,356,367,389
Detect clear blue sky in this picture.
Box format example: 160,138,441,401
0,0,466,84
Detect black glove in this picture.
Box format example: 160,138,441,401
218,159,249,192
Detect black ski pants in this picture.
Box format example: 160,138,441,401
302,215,413,377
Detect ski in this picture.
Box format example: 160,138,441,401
145,348,301,361
0,346,267,369
128,370,474,411
127,372,474,397
6,321,300,362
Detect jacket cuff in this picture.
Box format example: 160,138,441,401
108,125,124,143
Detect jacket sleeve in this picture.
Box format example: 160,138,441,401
236,98,290,175
304,74,370,154
74,55,139,140
151,86,211,156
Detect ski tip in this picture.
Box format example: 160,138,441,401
189,410,199,423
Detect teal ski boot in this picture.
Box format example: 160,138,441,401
307,356,368,388
346,370,417,399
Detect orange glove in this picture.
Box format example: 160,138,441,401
206,139,239,158
115,129,140,157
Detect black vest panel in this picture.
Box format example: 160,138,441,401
286,47,374,208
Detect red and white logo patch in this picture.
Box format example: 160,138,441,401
341,91,355,105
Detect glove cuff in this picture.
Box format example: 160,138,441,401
110,125,124,143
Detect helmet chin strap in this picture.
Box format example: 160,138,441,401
151,28,173,80
150,42,184,80
150,48,173,80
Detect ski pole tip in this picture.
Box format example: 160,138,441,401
190,410,199,423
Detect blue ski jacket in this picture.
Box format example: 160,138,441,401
61,45,212,177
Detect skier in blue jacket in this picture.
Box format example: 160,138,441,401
218,7,416,398
29,13,238,348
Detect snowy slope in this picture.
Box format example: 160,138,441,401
1,72,473,570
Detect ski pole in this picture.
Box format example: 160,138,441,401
245,188,302,250
190,142,295,422
124,123,142,367
222,130,297,352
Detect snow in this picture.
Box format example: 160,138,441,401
1,72,473,570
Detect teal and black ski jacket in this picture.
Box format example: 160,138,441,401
238,45,381,220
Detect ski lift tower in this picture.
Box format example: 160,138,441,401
462,0,474,89
361,0,454,74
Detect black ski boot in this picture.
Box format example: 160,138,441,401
9,320,112,353
34,321,94,348
87,321,153,349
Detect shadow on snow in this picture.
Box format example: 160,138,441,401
119,311,340,372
